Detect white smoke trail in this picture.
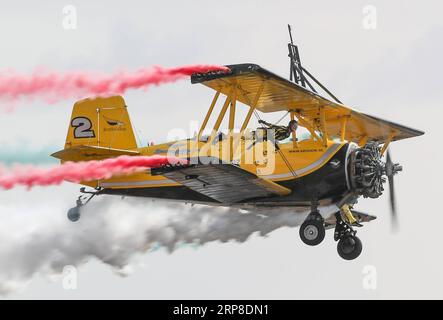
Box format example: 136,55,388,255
0,196,338,295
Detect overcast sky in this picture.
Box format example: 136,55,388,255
0,0,441,299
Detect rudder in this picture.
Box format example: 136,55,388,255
52,96,138,162
65,95,137,150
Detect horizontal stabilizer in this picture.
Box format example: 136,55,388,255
51,145,139,162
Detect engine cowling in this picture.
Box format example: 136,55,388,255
348,142,387,198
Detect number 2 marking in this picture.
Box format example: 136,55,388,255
71,117,95,138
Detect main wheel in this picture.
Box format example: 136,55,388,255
299,219,325,246
337,235,362,260
67,206,81,222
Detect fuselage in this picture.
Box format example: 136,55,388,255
95,136,355,207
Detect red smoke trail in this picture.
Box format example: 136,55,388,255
0,64,229,103
0,155,186,190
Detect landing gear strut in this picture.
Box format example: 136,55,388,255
299,200,325,246
334,212,362,260
298,201,364,260
67,187,99,222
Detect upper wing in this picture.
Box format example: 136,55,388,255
191,64,424,144
152,158,291,203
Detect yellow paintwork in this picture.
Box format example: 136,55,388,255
53,94,347,190
200,71,423,144
52,145,139,162
63,137,342,190
64,96,137,150
341,204,357,224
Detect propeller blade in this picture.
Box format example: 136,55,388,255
386,150,393,175
388,173,398,230
386,150,398,231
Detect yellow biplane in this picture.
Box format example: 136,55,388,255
52,28,424,260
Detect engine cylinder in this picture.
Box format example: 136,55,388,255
348,142,386,198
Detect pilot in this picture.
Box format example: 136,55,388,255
258,119,298,141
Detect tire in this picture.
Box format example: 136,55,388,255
67,206,81,222
337,235,363,260
299,219,325,246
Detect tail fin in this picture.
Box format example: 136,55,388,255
52,95,138,161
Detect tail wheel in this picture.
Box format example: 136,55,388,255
337,235,363,260
67,206,81,222
299,219,325,246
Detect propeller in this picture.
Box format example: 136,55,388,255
385,149,402,230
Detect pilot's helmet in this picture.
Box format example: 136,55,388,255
288,119,298,130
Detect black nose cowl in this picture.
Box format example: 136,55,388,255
348,142,399,199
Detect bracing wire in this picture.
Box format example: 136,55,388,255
275,111,290,125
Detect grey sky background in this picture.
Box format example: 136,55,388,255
0,0,441,299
